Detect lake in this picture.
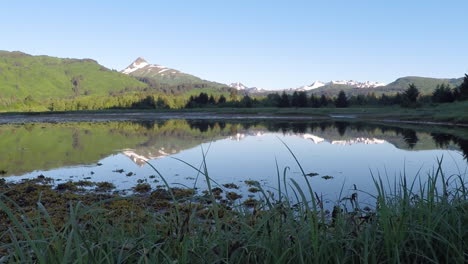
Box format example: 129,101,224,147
1,119,467,206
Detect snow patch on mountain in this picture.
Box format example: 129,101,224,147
330,80,386,88
122,57,175,76
296,81,326,91
229,82,267,94
229,82,249,90
122,57,150,74
294,80,386,91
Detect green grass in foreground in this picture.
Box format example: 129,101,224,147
0,154,467,263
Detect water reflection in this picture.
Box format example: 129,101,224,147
0,120,466,178
401,129,418,149
431,132,468,160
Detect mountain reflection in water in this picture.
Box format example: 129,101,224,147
0,120,466,178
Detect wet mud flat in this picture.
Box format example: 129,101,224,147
0,112,329,124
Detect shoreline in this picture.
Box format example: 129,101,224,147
0,110,467,127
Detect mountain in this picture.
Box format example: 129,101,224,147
229,82,249,90
292,77,463,97
0,50,147,99
229,82,267,94
307,82,387,96
296,80,385,92
329,80,386,88
121,57,229,91
382,76,463,94
122,57,185,83
247,80,387,96
244,87,268,94
296,81,327,91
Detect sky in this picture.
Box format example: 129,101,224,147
2,0,468,90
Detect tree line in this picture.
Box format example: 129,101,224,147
1,74,467,111
184,74,468,109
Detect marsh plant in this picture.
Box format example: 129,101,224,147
0,148,467,263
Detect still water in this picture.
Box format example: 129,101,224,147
1,119,467,205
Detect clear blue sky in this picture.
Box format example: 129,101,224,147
3,0,468,90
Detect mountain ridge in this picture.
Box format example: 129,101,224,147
121,57,230,91
0,50,464,103
235,76,464,96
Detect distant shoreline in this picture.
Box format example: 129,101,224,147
0,107,467,127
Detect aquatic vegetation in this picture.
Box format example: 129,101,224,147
23,175,54,184
226,191,242,200
151,188,171,200
172,188,195,199
74,180,95,187
0,154,466,263
95,181,115,191
242,198,259,207
56,181,80,192
203,187,223,200
222,183,239,189
211,187,223,195
133,183,151,193
248,187,260,193
244,180,259,186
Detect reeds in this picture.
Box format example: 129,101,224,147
0,152,466,263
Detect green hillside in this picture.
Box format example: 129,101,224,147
0,50,147,99
133,69,226,88
0,51,234,111
382,76,463,94
309,76,464,96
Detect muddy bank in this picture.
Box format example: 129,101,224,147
380,119,468,127
0,112,329,124
0,111,466,127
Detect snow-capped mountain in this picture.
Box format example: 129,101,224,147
296,81,326,91
229,82,249,90
122,57,179,76
121,57,386,96
295,80,385,91
121,57,230,91
246,87,267,93
329,80,386,88
229,82,267,94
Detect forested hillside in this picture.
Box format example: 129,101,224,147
0,51,232,111
307,77,464,96
0,51,147,99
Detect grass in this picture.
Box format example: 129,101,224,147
0,50,146,100
3,101,468,124
0,155,467,263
